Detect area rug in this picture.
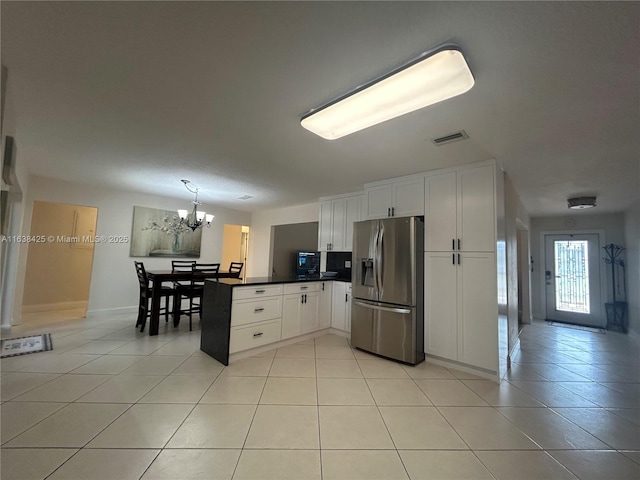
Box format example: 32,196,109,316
546,321,605,334
0,333,53,358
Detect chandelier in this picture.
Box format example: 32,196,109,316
177,179,214,231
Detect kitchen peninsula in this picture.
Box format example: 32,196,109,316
201,276,347,365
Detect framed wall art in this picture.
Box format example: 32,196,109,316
130,206,202,257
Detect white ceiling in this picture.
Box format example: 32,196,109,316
2,2,638,216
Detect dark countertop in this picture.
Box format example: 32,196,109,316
211,275,351,287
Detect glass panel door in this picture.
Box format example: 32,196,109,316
545,234,602,327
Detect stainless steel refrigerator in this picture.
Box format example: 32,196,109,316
351,216,424,364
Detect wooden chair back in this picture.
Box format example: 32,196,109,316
229,262,244,278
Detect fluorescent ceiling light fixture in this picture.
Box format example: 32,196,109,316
301,45,474,140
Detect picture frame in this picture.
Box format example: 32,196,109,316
130,205,202,257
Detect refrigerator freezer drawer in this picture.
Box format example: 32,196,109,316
351,300,424,365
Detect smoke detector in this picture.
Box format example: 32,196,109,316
567,196,597,209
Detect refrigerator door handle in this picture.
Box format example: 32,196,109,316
373,221,381,295
353,301,411,315
376,222,384,294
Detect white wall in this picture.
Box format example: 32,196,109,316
1,65,32,327
624,200,639,337
530,212,625,321
504,174,531,353
13,175,251,320
248,203,319,277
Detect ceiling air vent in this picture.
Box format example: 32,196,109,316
431,130,469,146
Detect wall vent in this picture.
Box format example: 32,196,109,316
431,130,469,146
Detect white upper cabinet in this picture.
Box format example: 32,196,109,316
318,200,333,252
364,178,425,219
344,196,361,250
458,165,496,252
318,194,362,251
365,185,393,219
425,172,457,252
425,163,496,252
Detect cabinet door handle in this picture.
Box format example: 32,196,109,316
452,239,455,251
392,207,395,216
254,308,264,313
457,254,461,265
301,295,304,304
255,289,266,294
458,238,461,250
387,207,391,217
304,294,307,303
322,283,325,291
253,332,264,337
300,286,308,290
345,293,348,302
452,254,455,265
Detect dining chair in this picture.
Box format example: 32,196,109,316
229,262,244,278
173,263,220,331
134,261,174,333
171,260,196,287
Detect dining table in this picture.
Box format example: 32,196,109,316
145,269,234,336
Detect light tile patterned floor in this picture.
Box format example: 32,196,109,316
1,313,639,479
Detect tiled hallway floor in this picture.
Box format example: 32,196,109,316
1,314,639,479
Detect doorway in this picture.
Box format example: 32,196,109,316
221,224,250,274
22,201,98,321
516,223,532,331
544,233,603,328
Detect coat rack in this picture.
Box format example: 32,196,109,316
603,243,627,333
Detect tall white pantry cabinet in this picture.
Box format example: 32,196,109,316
424,161,507,378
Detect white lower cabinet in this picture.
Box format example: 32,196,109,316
230,285,284,353
282,294,303,339
282,282,321,339
301,292,320,334
229,319,282,354
424,253,458,360
425,252,497,371
318,281,333,329
331,281,352,333
231,297,282,327
228,280,342,354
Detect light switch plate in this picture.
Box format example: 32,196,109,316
345,260,351,268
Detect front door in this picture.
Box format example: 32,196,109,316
544,234,602,327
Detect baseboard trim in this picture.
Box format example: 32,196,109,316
508,337,521,370
424,354,499,383
22,301,87,314
86,306,137,318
